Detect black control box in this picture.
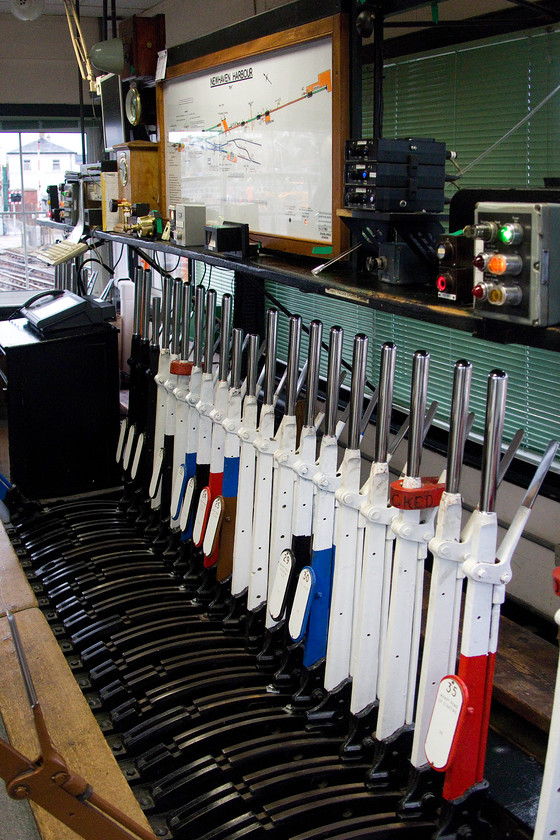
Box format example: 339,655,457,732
344,137,446,213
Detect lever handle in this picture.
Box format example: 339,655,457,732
324,326,343,437
305,320,323,428
218,294,232,382
375,342,397,464
446,359,473,495
480,369,508,513
285,315,302,416
231,328,243,391
204,289,217,374
141,268,152,342
347,334,368,451
264,309,278,406
193,285,205,368
133,266,144,338
161,274,172,351
180,281,192,361
406,350,430,478
171,278,183,356
247,333,259,397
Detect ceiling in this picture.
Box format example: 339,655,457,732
0,0,558,39
0,0,158,19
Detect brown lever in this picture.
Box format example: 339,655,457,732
0,610,156,840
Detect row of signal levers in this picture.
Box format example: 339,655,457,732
6,268,560,840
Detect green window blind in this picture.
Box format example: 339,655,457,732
264,283,560,463
363,25,560,191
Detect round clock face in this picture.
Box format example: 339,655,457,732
118,154,128,187
125,86,142,127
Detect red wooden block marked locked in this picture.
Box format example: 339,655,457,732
390,476,445,510
170,360,193,375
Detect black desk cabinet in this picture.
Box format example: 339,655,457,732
0,320,121,500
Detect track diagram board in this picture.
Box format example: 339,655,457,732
163,37,333,245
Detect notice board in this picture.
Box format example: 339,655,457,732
159,16,349,256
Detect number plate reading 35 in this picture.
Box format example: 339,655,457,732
424,675,468,771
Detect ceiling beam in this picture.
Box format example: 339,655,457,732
362,0,560,60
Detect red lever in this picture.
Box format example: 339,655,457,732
553,567,560,597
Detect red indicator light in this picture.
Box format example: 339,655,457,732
437,274,447,291
473,254,487,271
472,284,485,300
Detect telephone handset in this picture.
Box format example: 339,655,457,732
21,290,88,335
23,289,66,309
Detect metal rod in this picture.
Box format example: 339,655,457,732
264,309,278,405
311,243,362,276
180,282,192,360
231,327,243,390
480,369,508,513
348,333,368,451
522,439,559,509
407,350,430,478
497,428,524,488
151,297,160,348
193,285,205,368
247,333,259,397
219,293,233,382
133,266,144,337
6,610,38,709
286,315,302,416
204,289,217,373
375,342,397,464
171,278,183,356
305,320,323,428
446,359,473,495
141,269,152,341
161,275,172,351
324,326,343,437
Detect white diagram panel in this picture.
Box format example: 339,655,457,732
163,37,333,244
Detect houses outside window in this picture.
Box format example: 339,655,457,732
0,132,82,290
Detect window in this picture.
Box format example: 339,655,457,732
0,132,83,290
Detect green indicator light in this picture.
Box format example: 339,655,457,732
499,225,514,245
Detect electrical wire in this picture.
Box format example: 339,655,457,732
112,242,125,271
197,262,207,286
77,256,114,283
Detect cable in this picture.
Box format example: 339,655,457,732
197,262,207,286
112,242,125,271
169,253,182,273
78,252,115,280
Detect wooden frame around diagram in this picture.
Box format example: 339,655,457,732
156,14,349,257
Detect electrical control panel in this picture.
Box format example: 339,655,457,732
469,202,560,326
343,137,446,213
436,234,473,303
